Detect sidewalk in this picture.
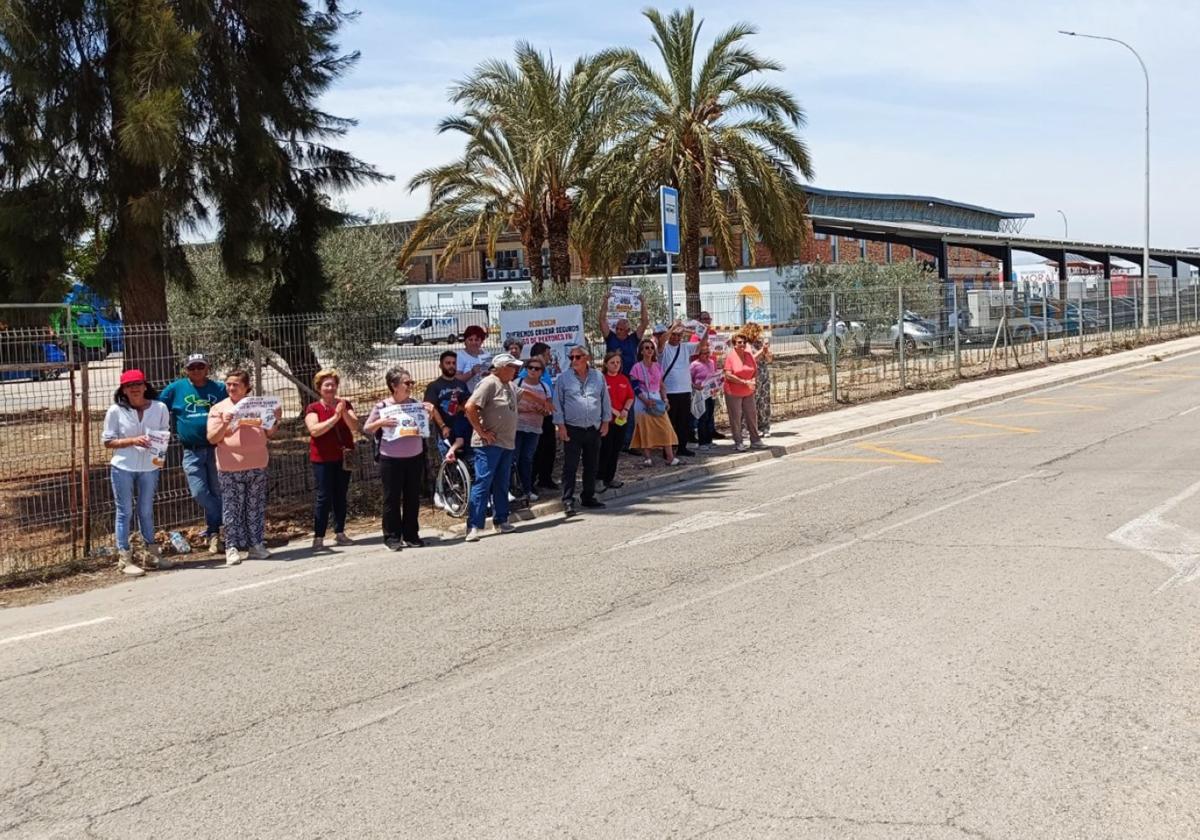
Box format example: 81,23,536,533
468,333,1200,532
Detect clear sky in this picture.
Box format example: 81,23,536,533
321,0,1199,249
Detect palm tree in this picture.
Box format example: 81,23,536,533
400,109,547,291
402,44,629,289
609,7,815,316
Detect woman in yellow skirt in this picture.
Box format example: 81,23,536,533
629,338,680,466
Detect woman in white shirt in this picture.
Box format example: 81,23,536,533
102,369,171,577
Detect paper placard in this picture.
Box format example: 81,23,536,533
146,429,170,468
607,285,642,327
700,372,725,399
380,402,430,441
232,396,281,430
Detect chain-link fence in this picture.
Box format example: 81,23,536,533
2,278,1197,582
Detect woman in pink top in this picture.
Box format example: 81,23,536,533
629,338,679,466
689,340,719,449
206,370,281,566
723,333,763,451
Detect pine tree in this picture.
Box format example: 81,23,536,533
0,1,385,379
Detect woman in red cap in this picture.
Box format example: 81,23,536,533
101,369,170,576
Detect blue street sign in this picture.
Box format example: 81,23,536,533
659,186,680,255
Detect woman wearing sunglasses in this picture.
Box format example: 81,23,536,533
364,367,436,552
514,356,553,501
723,333,765,451
629,339,679,466
102,369,171,576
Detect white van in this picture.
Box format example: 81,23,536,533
393,310,488,346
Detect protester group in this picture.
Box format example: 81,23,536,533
101,299,774,575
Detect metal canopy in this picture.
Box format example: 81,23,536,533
809,215,1200,269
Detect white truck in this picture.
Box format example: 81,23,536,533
393,310,489,346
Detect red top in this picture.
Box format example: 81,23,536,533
723,350,757,398
306,400,355,463
604,373,635,419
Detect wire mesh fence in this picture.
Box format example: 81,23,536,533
1,277,1197,582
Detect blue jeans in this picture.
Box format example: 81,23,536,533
110,467,159,551
514,430,541,497
467,445,514,530
312,461,351,537
182,446,222,535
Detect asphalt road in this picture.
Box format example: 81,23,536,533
4,355,1200,839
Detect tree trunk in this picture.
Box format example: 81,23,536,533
546,192,572,286
682,192,702,319
522,222,546,295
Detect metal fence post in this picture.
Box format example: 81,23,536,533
80,354,91,558
952,284,961,378
1134,287,1140,341
828,290,838,404
897,286,906,390
1077,287,1085,354
251,339,264,396
1107,279,1114,348
1042,296,1050,363
1156,286,1162,337
1175,279,1182,334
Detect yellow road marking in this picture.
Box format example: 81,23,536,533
949,418,1041,434
1079,383,1160,394
1124,372,1198,380
873,431,1016,445
1023,398,1107,411
854,444,941,464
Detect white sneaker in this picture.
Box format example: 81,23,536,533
225,547,242,566
434,491,446,510
494,522,515,534
334,532,353,546
208,534,221,555
249,543,270,560
117,550,145,577
667,458,681,466
464,528,482,542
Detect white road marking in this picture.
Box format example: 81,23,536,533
1179,405,1200,417
0,616,114,647
219,563,355,595
608,467,892,551
1107,478,1200,590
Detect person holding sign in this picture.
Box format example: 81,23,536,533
463,353,522,542
656,319,700,456
690,341,719,449
305,369,359,550
456,324,492,393
630,339,679,466
102,369,171,577
206,370,281,566
599,289,648,375
599,351,635,491
364,367,434,551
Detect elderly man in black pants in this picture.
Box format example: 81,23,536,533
553,345,611,516
656,320,699,457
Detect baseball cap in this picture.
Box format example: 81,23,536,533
119,369,147,386
490,352,524,368
185,353,209,368
652,323,668,335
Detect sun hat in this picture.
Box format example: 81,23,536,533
119,369,147,386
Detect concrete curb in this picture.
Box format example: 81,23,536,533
446,336,1200,535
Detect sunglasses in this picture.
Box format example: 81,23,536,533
527,365,544,371
122,381,146,388
568,354,586,360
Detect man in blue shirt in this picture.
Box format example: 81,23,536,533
553,345,611,516
159,353,226,552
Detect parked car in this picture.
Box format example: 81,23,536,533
393,310,489,346
886,311,940,352
1006,306,1063,342
0,332,67,383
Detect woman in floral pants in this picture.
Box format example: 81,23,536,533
206,370,280,566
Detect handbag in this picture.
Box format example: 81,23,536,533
645,396,667,416
690,389,706,419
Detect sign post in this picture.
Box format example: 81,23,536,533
659,186,680,316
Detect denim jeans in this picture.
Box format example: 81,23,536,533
467,445,514,530
110,467,159,551
312,460,351,537
182,446,222,535
514,430,541,496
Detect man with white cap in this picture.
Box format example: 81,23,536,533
159,352,227,553
463,352,522,542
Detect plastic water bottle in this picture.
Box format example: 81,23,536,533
169,531,191,554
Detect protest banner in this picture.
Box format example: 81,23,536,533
232,396,281,430
380,402,430,441
499,304,585,375
684,319,709,340
607,285,642,328
708,333,730,355
146,430,170,468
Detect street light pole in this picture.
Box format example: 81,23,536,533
1059,30,1150,327
1056,209,1069,239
